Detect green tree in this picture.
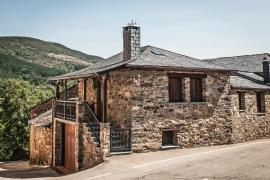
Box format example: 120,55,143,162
0,79,54,161
0,79,31,160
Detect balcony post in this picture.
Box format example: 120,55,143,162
76,100,80,123
51,99,56,167
64,80,67,100
74,100,80,171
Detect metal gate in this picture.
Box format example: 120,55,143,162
110,128,131,152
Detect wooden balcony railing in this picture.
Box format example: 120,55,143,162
54,100,77,121
53,100,101,145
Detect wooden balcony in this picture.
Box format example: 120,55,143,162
54,100,77,121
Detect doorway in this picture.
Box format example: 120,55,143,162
64,123,75,171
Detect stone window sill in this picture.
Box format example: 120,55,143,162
239,110,245,113
161,145,179,150
251,112,266,116
169,102,207,105
190,101,207,104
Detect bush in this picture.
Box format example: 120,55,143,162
0,79,53,161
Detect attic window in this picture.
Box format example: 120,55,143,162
151,49,165,56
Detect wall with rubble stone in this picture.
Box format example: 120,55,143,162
107,71,134,128
79,68,270,153
231,90,270,142
29,125,52,165
106,69,233,152
78,123,103,169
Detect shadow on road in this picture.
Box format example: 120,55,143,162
0,161,59,179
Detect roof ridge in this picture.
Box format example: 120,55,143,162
203,53,269,61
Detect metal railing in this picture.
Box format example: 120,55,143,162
54,100,76,121
82,101,100,146
110,128,131,152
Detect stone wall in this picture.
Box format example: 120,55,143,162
74,68,270,155
78,78,97,115
107,71,134,128
78,78,96,102
231,90,270,142
78,123,103,170
106,69,233,152
100,123,110,157
29,125,52,165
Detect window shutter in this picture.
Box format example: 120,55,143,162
190,78,203,102
256,92,265,113
196,78,203,102
169,77,182,102
238,92,245,110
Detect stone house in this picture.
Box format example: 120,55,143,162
29,23,270,171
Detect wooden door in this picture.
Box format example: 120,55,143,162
64,124,75,171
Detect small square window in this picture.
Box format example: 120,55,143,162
162,130,176,146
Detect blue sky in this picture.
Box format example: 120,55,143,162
0,0,269,59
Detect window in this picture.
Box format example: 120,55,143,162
190,78,203,102
168,77,183,102
256,92,265,113
162,130,176,146
237,92,245,111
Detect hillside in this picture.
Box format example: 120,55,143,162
0,36,103,85
0,36,103,73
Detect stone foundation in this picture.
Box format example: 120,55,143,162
78,123,103,170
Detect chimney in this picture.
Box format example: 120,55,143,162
263,61,270,83
123,21,140,61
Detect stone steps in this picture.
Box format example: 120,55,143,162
84,123,100,148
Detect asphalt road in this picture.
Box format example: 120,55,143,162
65,139,270,180
1,139,270,180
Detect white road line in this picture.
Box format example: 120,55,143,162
132,140,270,169
88,173,112,180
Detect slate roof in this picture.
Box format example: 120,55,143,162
230,75,270,90
28,110,52,126
204,53,270,90
204,53,270,73
126,46,227,70
237,72,264,82
50,46,231,81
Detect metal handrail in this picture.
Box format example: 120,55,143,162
84,101,100,124
83,101,100,145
